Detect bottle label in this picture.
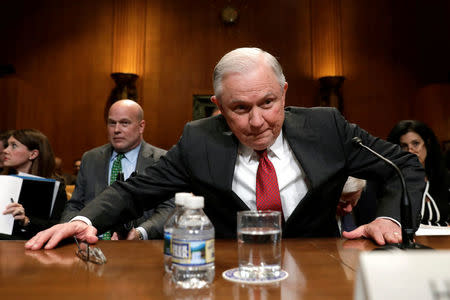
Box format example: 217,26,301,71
171,238,215,266
164,231,172,256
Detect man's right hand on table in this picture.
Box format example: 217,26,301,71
25,221,98,250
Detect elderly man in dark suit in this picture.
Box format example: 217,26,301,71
26,48,425,250
60,99,172,240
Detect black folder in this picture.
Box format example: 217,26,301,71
15,175,58,219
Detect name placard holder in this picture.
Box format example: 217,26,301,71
355,251,450,300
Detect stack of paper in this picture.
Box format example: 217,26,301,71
415,224,450,236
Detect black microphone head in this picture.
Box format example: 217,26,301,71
352,137,363,146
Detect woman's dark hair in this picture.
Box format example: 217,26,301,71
0,130,12,148
10,129,56,178
387,120,445,183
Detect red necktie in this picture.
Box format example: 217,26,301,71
255,150,282,212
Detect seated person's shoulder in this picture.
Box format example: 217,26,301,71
285,106,338,116
148,144,167,158
81,144,111,161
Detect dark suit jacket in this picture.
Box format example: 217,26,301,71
61,141,174,238
356,170,450,226
79,107,426,238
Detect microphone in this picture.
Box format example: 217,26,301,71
352,137,430,250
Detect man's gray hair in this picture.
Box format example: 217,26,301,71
342,176,367,194
213,47,286,99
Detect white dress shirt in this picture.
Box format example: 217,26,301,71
108,143,141,183
232,131,309,221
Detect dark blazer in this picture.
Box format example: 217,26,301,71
61,141,174,238
79,107,426,238
355,174,450,227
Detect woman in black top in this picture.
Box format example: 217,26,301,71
387,120,450,226
2,129,67,239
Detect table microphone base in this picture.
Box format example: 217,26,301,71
373,242,432,251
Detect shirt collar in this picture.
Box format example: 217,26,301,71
238,130,284,163
111,142,142,165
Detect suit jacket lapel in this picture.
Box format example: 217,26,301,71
136,142,150,174
282,110,330,226
95,145,112,195
207,118,239,191
283,110,325,190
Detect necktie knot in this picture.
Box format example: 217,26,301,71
255,149,268,160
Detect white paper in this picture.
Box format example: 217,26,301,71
0,176,23,235
415,224,450,236
50,180,60,216
17,172,41,179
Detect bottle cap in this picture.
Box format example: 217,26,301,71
174,192,192,206
184,196,204,209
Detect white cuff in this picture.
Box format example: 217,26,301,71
70,216,92,226
136,226,148,240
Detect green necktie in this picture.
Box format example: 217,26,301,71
110,153,124,185
102,153,125,240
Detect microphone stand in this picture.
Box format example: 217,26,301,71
352,137,431,250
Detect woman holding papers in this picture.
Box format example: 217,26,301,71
387,120,450,226
1,129,67,239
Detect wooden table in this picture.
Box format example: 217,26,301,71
0,236,448,300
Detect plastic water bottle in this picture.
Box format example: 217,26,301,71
172,196,215,288
163,192,191,273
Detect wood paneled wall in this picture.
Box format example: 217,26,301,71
0,0,449,172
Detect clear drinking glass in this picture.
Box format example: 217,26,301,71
237,210,282,280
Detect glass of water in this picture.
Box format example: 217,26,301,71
237,210,282,280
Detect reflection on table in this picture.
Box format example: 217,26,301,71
0,236,448,300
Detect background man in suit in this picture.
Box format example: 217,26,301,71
26,48,425,250
60,99,172,240
54,156,78,185
73,159,81,176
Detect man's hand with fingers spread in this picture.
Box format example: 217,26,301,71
25,221,98,250
342,218,402,245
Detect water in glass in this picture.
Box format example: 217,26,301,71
238,226,281,279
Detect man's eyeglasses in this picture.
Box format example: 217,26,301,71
74,237,107,265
